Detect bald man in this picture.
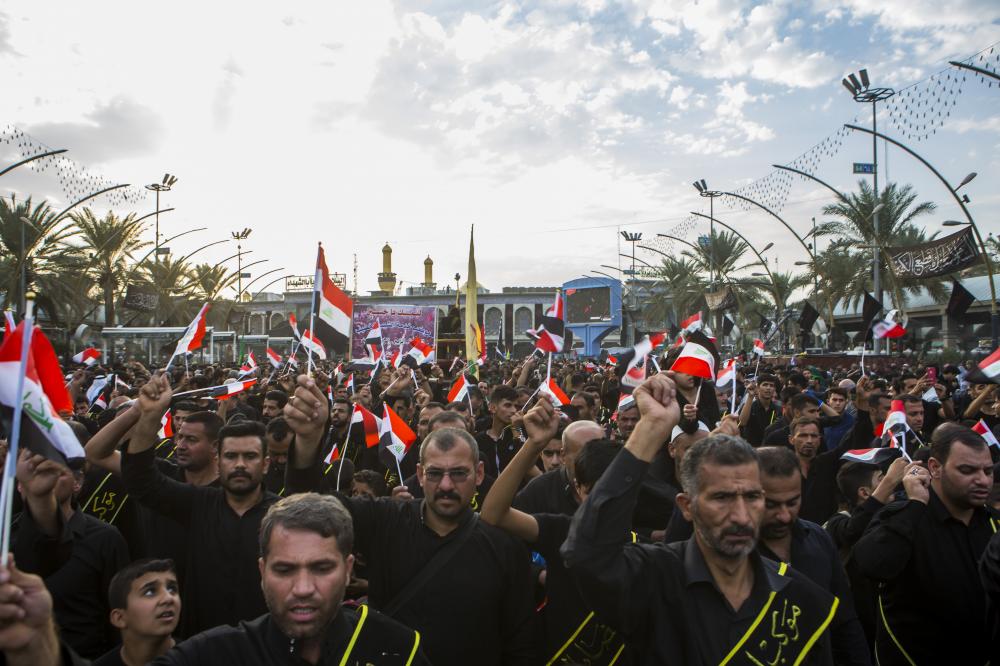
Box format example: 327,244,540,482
513,421,605,516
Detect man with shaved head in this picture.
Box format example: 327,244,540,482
514,420,605,516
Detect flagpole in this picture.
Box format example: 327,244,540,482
306,243,320,375
694,378,702,408
731,366,737,415
753,356,760,379
0,299,35,562
860,344,867,376
394,456,405,489
333,420,354,491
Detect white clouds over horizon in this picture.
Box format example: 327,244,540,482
0,1,998,294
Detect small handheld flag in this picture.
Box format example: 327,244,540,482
166,303,210,369
210,379,257,399
840,448,901,465
966,347,1000,385
72,348,101,367
972,419,1000,450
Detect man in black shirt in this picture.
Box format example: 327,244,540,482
482,398,626,664
284,374,536,665
154,493,427,665
563,373,839,664
14,453,129,659
738,374,780,446
754,447,870,665
475,385,524,480
854,422,998,665
122,373,279,637
762,393,843,448
262,417,292,496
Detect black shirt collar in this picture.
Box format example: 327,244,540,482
682,536,791,594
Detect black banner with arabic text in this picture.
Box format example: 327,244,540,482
887,227,980,279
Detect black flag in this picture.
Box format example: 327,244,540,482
759,315,773,338
861,292,883,328
799,302,820,332
946,279,976,318
722,314,735,337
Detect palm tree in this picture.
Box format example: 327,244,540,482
644,256,705,329
187,263,239,302
818,180,946,311
0,195,85,322
70,208,150,327
135,256,198,326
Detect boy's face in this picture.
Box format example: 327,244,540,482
111,570,181,637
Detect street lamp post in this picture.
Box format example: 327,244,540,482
693,180,723,286
844,121,994,347
145,173,178,263
842,69,894,352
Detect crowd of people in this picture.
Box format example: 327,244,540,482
0,347,999,665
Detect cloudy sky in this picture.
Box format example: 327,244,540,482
1,1,999,296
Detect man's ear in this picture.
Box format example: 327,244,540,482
110,607,127,631
928,456,943,479
676,492,693,522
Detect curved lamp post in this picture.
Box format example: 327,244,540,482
844,122,996,347
949,60,1000,83
0,149,68,178
685,212,777,287
719,191,813,257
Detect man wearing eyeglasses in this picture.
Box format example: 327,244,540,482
284,375,536,666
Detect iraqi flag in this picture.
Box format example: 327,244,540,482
881,400,908,441
287,352,299,369
448,373,472,403
840,448,901,465
0,323,84,465
670,333,716,380
873,311,906,340
210,379,257,399
266,347,282,369
752,338,766,357
972,419,1000,450
717,358,736,387
288,314,302,341
620,364,647,393
378,403,417,471
403,336,434,368
531,291,569,354
966,347,1000,385
352,403,383,448
680,312,702,334
539,376,570,406
312,244,352,355
389,348,403,369
343,373,355,395
158,410,174,439
615,332,666,380
240,351,259,375
365,321,383,362
87,375,116,412
300,329,327,360
72,348,101,367
616,392,636,414
170,303,210,361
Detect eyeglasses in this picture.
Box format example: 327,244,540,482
423,468,472,483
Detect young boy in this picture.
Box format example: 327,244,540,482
92,559,181,666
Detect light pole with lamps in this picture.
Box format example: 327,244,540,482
692,180,723,286
842,68,894,352
145,173,178,263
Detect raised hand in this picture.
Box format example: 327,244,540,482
633,373,681,437
523,398,559,446
283,374,328,447
137,373,172,418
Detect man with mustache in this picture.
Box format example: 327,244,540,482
854,422,998,665
755,447,870,665
562,372,840,664
122,373,279,637
284,374,535,665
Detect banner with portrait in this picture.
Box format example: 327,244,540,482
886,227,980,279
705,286,737,311
352,304,437,360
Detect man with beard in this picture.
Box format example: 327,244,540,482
122,373,279,636
260,390,287,424
284,374,535,665
263,417,292,496
789,416,856,524
738,374,780,446
152,493,427,664
854,423,998,665
754,447,870,665
562,372,839,664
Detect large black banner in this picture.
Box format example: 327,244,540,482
887,227,980,279
123,284,159,311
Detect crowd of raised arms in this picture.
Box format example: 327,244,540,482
0,350,999,666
